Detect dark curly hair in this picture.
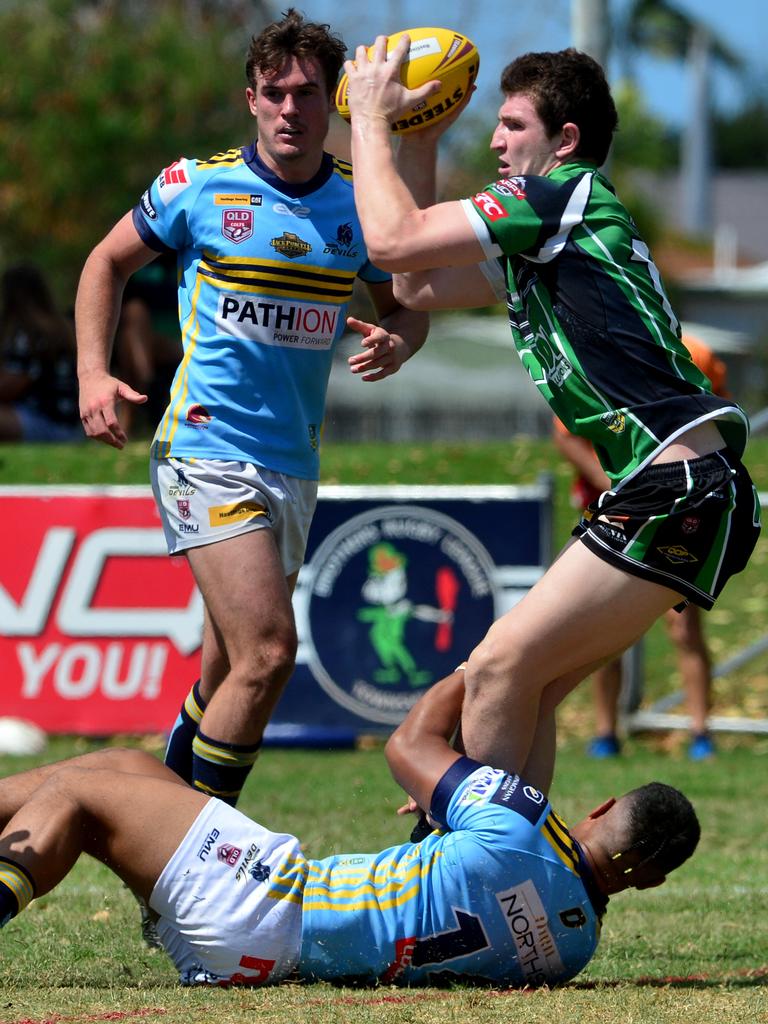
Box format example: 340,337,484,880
245,8,347,97
620,782,700,875
499,48,618,165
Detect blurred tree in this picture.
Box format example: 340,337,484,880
713,92,768,169
0,0,273,303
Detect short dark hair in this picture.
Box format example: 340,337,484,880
245,8,346,97
622,782,700,875
499,48,618,165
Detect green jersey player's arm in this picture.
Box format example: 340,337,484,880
393,259,504,311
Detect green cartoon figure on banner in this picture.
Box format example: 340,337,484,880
357,542,454,687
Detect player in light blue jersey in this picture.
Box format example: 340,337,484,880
0,668,699,988
76,10,429,813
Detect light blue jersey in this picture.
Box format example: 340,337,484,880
287,758,605,987
132,144,390,479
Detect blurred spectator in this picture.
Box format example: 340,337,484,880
553,335,728,762
0,264,81,442
113,252,181,433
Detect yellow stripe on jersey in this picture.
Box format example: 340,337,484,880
331,156,353,182
198,253,357,303
159,274,205,450
268,853,309,905
196,148,244,170
542,811,579,874
302,851,442,913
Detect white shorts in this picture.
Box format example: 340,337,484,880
150,457,318,574
149,798,305,986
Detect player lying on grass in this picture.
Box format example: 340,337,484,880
0,670,698,988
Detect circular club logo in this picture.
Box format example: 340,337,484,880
304,505,498,724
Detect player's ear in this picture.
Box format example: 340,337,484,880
586,797,616,820
557,122,580,158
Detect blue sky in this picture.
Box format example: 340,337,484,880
307,0,765,128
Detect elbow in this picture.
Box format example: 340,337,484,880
385,727,409,775
392,274,438,311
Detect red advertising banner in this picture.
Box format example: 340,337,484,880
0,487,199,734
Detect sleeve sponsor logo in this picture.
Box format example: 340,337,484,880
158,159,191,205
215,293,338,350
214,193,262,206
208,501,271,529
471,191,508,222
491,177,527,200
489,773,547,824
140,189,158,220
496,880,565,985
457,766,505,806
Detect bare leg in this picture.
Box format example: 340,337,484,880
591,660,623,738
665,605,712,735
0,755,209,905
0,748,176,831
187,530,299,746
461,541,679,774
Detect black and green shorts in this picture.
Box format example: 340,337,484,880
572,448,761,609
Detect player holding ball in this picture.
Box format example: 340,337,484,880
344,36,761,786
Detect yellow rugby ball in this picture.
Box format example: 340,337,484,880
335,27,480,135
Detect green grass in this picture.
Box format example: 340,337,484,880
1,439,767,1022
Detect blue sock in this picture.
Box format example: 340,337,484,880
191,730,261,807
0,857,35,928
164,680,206,784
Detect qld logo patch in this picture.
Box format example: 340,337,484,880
222,209,254,243
303,505,498,725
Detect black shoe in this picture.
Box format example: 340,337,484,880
138,896,163,951
409,813,435,843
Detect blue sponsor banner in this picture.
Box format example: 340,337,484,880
266,482,552,745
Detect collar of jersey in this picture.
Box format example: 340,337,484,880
574,839,609,919
242,143,334,198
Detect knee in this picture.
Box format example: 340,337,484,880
464,635,524,702
236,624,298,691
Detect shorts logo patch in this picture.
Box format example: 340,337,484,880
208,501,271,528
657,544,698,564
600,411,626,434
176,499,192,521
681,516,701,534
197,827,221,860
217,842,242,866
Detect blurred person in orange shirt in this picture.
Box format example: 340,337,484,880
553,336,729,761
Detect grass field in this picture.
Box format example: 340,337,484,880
1,439,767,1023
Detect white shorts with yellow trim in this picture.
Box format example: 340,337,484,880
150,797,304,986
150,457,317,574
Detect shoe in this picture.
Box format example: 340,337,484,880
138,896,163,951
689,732,716,761
586,734,621,758
409,813,435,844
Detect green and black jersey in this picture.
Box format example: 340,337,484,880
461,163,748,485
